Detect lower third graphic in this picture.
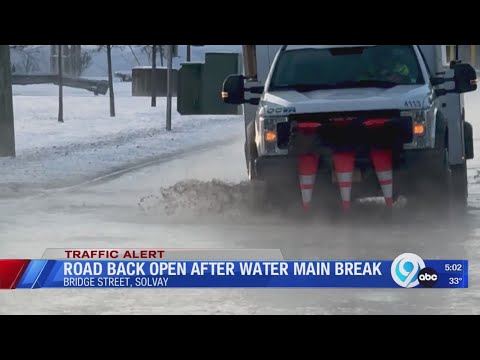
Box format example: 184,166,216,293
391,253,426,288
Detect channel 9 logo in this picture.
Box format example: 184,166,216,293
391,253,438,288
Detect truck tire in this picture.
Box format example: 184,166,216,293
464,122,474,160
450,163,468,211
245,121,257,180
246,178,268,212
243,122,300,211
447,114,468,211
410,113,449,208
242,121,266,211
411,119,467,213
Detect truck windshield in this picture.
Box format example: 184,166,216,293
269,45,425,92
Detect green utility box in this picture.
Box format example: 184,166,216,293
177,52,241,115
177,63,202,115
132,67,178,97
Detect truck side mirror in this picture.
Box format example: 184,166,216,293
222,74,246,105
430,77,445,86
432,63,478,97
454,63,477,94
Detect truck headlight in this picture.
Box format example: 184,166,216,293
401,108,436,149
259,116,288,140
257,116,289,156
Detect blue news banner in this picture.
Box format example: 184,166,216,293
14,257,468,289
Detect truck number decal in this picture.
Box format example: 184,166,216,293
267,107,297,115
405,100,422,108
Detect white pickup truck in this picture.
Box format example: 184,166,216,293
222,45,477,213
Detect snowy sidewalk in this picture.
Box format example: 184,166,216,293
0,83,243,192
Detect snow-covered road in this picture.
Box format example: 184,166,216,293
1,91,480,314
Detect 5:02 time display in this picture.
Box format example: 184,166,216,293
445,264,463,272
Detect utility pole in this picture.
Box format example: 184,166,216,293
151,45,157,107
0,45,15,157
186,45,191,62
58,45,64,123
166,45,173,131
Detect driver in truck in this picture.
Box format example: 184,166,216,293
384,51,414,83
361,47,417,84
387,61,410,83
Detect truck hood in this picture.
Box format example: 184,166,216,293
261,85,431,115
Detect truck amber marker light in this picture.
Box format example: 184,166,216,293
264,131,277,142
414,123,426,136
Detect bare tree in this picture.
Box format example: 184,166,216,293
142,45,178,66
0,45,15,157
128,45,141,66
79,51,92,76
9,45,42,74
58,45,64,123
166,45,173,132
141,46,152,57
96,45,118,117
151,45,157,107
159,46,164,67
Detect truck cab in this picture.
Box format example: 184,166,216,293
222,45,477,212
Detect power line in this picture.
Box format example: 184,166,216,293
128,45,141,66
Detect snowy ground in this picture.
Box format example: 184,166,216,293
0,88,480,314
1,82,242,193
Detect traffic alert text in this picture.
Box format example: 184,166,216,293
62,261,382,287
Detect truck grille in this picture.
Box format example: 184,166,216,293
277,109,410,151
289,110,401,124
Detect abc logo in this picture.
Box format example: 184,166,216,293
418,268,439,288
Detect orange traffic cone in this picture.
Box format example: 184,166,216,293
370,149,394,207
298,154,320,212
333,151,356,211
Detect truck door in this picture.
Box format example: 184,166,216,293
418,45,466,166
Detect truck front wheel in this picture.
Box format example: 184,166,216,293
245,121,258,180
410,131,467,213
450,163,468,210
